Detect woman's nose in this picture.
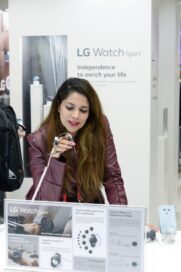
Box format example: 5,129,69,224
72,109,80,119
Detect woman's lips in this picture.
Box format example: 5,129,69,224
68,120,80,127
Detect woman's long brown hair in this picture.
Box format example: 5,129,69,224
40,78,107,202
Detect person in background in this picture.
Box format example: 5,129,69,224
0,117,26,219
17,118,26,138
26,77,127,205
0,192,4,220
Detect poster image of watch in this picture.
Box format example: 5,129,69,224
50,253,61,268
8,235,39,267
7,203,72,237
76,226,101,254
39,236,73,270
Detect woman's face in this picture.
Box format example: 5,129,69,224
58,91,89,136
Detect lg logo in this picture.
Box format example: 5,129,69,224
77,48,90,57
9,206,18,213
0,76,10,91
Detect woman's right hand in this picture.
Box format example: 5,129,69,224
51,137,76,158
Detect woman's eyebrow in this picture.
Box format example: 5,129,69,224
65,102,89,109
65,102,74,106
80,106,89,109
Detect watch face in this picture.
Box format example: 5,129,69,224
12,250,22,260
89,234,98,247
51,253,61,267
40,217,54,234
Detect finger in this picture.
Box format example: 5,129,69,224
57,141,75,150
57,144,73,152
59,138,76,146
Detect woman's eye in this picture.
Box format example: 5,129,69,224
80,109,88,113
66,106,74,111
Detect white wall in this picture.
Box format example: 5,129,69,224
149,0,160,224
149,0,180,225
8,0,152,218
158,0,180,208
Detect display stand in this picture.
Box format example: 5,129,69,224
43,101,52,119
5,200,145,272
30,84,43,132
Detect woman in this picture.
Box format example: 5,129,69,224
26,77,127,204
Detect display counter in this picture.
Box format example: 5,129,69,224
145,231,181,272
1,224,181,272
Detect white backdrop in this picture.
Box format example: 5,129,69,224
8,0,151,216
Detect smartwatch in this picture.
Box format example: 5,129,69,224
11,250,22,262
51,253,61,268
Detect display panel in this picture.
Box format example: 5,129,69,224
5,200,145,272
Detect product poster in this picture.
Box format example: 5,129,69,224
5,200,145,272
9,0,152,209
22,35,68,176
108,208,144,272
73,206,107,272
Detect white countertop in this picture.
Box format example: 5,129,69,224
145,231,181,272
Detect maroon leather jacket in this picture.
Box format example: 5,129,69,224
26,117,127,205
